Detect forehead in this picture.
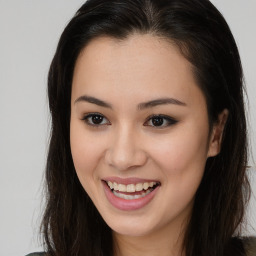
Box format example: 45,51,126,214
72,34,206,109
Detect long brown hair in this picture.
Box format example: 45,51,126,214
42,0,251,255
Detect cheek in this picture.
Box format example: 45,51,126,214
148,124,209,182
70,120,105,188
147,126,209,220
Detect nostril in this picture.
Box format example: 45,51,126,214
104,145,148,171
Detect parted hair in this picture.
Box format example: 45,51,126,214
42,0,250,255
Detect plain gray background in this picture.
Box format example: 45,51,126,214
0,1,255,255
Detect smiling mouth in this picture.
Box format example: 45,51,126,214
105,181,160,200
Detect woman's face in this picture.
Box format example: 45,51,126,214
70,34,220,237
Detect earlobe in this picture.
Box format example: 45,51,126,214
207,109,229,157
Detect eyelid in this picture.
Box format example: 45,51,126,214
81,112,111,127
81,112,177,128
144,114,178,128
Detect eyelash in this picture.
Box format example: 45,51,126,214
81,113,110,127
144,114,178,128
81,113,178,128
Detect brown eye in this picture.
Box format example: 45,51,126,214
144,115,177,128
91,115,104,124
151,116,164,126
82,113,110,126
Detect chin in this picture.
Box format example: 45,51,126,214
111,222,153,237
102,212,160,237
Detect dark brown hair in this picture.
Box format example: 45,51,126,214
42,0,250,255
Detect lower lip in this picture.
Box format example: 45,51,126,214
102,181,160,211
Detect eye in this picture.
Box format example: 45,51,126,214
144,115,177,128
82,113,110,126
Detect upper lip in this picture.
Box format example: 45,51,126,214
102,177,161,185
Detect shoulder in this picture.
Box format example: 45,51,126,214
243,237,256,256
25,253,46,256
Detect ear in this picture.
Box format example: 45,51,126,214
207,109,229,157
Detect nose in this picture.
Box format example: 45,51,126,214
104,125,148,171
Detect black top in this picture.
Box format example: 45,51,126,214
26,237,256,256
243,236,256,256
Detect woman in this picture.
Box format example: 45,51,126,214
27,0,255,255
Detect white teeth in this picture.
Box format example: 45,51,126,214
143,183,149,190
108,181,114,189
127,184,135,192
135,183,143,191
118,184,126,192
113,189,152,200
107,181,157,192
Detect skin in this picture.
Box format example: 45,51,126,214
70,34,228,256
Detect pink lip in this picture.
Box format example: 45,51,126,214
103,176,160,185
102,180,160,211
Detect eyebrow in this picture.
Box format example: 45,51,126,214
74,95,186,109
74,95,112,108
138,98,186,110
